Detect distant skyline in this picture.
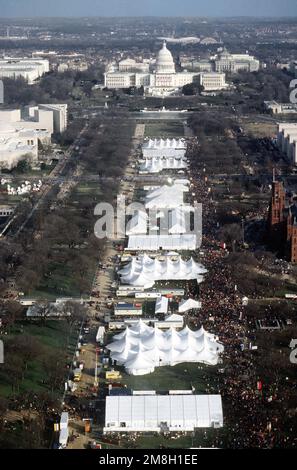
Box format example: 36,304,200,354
1,0,297,18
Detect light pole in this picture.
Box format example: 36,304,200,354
94,350,99,388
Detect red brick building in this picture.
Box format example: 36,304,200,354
268,178,297,263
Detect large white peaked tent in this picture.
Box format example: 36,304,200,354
118,254,207,289
106,320,224,376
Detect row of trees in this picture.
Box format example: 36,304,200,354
234,68,293,103
188,111,242,174
3,114,135,297
2,63,105,107
0,111,135,302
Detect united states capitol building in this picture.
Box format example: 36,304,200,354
104,41,227,96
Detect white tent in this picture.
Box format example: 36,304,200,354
125,346,155,376
168,207,189,234
142,138,187,150
126,207,192,237
139,156,188,174
96,326,105,343
127,234,198,251
155,296,169,314
106,320,224,376
119,254,207,289
126,211,148,235
164,313,184,328
178,298,202,313
142,138,187,159
145,183,188,209
104,394,223,433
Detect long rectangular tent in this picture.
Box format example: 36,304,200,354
127,234,198,251
104,394,223,433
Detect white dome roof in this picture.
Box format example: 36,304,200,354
156,41,175,74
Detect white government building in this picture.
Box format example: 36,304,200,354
180,48,260,74
264,101,297,115
0,58,50,84
0,124,39,170
104,41,227,96
104,393,223,433
0,104,67,169
213,48,260,73
277,123,297,165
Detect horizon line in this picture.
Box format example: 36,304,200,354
1,15,297,20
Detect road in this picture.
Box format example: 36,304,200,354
10,123,88,239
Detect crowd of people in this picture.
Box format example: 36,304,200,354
186,158,297,448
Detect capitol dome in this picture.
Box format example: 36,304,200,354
155,41,175,74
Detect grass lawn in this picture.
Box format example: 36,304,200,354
32,261,80,298
74,182,103,197
0,194,23,206
30,250,96,299
144,121,184,138
0,321,77,398
111,362,220,394
243,120,277,139
124,427,226,449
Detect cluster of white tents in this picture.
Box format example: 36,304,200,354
126,205,193,236
154,298,201,317
139,156,187,174
140,138,187,174
142,138,187,159
125,180,195,249
6,179,42,196
118,254,207,289
107,320,224,375
124,177,194,249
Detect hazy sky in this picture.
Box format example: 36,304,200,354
1,0,297,18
